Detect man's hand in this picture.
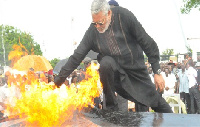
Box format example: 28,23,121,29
54,76,65,88
154,74,165,93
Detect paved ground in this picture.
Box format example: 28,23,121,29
0,109,200,127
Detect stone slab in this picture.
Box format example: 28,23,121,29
1,111,200,127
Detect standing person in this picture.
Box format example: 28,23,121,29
148,66,154,83
54,0,172,113
186,59,200,114
163,67,176,95
196,62,200,91
177,64,190,113
108,0,119,8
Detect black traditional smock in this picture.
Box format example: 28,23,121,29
55,6,161,107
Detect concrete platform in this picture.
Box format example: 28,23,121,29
0,110,200,127
85,111,200,127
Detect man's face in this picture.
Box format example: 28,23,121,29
165,68,169,77
92,10,111,33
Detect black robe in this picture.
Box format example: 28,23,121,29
55,6,161,107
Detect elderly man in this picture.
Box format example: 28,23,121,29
55,0,172,113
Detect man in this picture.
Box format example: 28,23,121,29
177,64,190,113
55,0,172,113
196,62,200,91
163,67,176,95
186,59,200,114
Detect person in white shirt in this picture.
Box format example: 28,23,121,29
186,59,200,114
148,67,154,83
177,64,190,113
163,67,176,95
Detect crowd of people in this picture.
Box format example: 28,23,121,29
146,56,200,114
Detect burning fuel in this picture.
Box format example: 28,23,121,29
3,63,102,126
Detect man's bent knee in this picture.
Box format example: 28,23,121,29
99,56,116,71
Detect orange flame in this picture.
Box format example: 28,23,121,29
8,44,24,67
8,38,33,67
4,63,102,126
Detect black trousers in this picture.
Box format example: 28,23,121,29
135,102,149,112
189,87,200,114
99,56,172,113
180,92,191,113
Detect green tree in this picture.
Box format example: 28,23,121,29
162,49,174,55
181,0,200,14
0,25,42,66
50,58,60,69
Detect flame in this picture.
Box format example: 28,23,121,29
8,44,24,67
8,38,32,67
4,62,102,126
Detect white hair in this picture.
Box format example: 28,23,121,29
91,0,110,15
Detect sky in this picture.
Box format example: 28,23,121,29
0,0,200,61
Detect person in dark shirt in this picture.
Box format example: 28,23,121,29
108,0,119,8
196,62,200,91
54,0,172,113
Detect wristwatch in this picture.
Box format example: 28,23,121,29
156,69,162,75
